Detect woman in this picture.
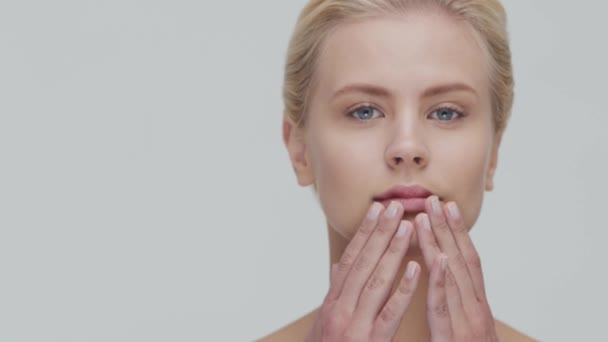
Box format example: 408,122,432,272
261,0,536,340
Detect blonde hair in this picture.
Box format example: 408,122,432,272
282,0,514,132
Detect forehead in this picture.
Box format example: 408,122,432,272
312,11,491,103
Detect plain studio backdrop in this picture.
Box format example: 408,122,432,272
1,1,606,341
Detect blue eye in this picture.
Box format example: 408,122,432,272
430,107,464,121
349,105,382,121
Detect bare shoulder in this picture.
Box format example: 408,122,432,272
256,308,318,342
495,319,538,342
256,310,536,342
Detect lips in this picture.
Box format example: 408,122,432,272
373,185,435,212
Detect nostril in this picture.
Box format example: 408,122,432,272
413,156,422,164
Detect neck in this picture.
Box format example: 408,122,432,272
328,224,431,341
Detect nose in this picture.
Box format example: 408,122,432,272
385,122,429,170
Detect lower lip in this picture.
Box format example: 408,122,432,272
378,198,427,212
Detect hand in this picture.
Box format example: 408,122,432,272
415,196,499,342
305,201,423,342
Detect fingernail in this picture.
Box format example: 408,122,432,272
396,221,410,237
431,196,441,216
406,262,417,279
367,202,382,220
440,255,448,271
420,213,431,230
385,201,400,218
447,202,460,220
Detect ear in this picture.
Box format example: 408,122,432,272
485,129,504,192
283,116,315,186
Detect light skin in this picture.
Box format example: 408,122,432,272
264,8,535,342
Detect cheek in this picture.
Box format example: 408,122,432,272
437,132,491,229
309,130,380,239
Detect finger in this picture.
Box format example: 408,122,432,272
414,212,441,271
327,201,384,301
353,220,414,324
427,254,452,340
416,206,469,333
443,259,469,335
371,261,420,341
426,196,477,305
338,201,404,313
445,202,487,301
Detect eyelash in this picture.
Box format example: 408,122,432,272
347,104,466,123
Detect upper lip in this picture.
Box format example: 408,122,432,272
374,184,435,201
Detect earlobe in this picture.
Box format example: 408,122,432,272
485,130,504,192
282,117,315,186
485,173,495,192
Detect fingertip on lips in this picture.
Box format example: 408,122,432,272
427,195,445,205
400,210,424,222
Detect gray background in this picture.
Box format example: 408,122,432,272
1,1,606,341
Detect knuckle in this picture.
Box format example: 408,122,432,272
339,252,356,269
353,253,370,272
428,239,440,251
467,253,483,271
365,272,386,292
453,253,468,270
432,302,449,318
378,302,399,323
397,278,415,296
434,272,446,288
445,270,457,288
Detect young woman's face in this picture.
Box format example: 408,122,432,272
286,11,502,248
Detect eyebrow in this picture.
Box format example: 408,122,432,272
330,82,478,100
